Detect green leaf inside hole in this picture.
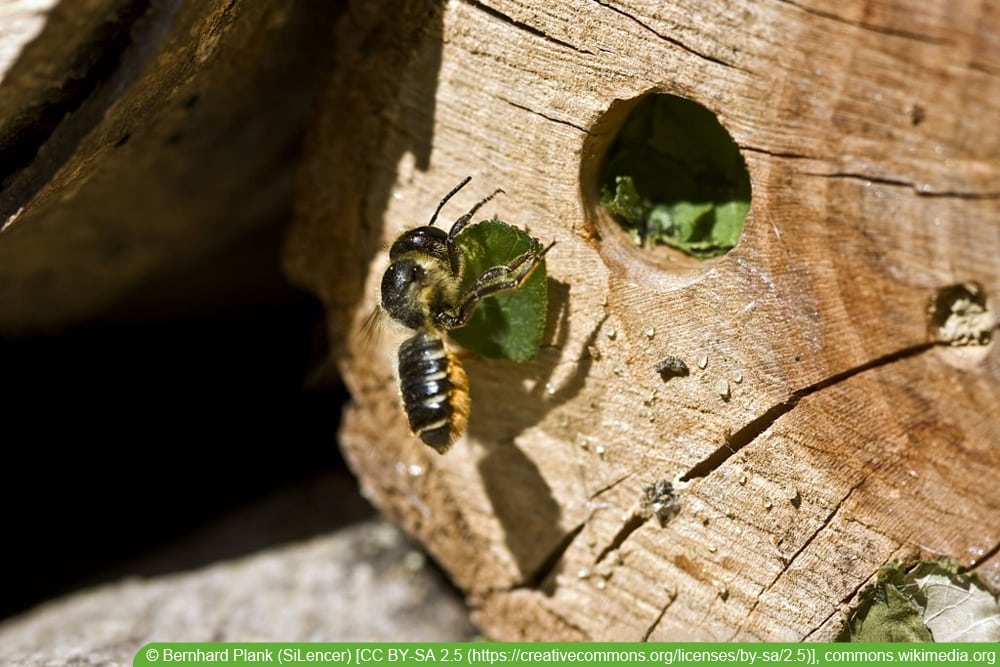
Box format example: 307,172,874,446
600,94,751,259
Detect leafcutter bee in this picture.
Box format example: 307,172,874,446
378,177,552,453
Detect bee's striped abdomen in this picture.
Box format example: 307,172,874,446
398,332,469,453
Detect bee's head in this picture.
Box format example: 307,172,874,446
381,258,429,330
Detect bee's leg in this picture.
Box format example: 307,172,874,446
445,188,504,275
439,240,555,328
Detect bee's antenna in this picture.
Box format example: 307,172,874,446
428,176,472,227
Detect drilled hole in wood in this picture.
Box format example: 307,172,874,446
581,92,750,287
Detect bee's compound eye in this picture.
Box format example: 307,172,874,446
382,260,423,296
381,259,429,330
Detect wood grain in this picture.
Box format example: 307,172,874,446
287,0,1000,639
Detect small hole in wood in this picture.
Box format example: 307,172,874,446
582,92,751,288
927,282,995,370
928,282,993,346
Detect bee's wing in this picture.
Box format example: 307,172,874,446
305,306,386,390
355,305,386,355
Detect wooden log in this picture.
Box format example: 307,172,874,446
290,0,1000,640
0,0,338,334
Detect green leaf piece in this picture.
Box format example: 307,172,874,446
849,583,934,642
600,94,751,259
840,560,1000,642
448,218,548,362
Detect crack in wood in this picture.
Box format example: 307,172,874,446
509,469,657,592
587,468,640,501
498,97,591,135
733,479,868,637
641,590,677,641
741,152,1000,199
464,0,594,55
594,512,645,565
805,590,856,640
512,521,586,591
969,539,1000,571
807,171,1000,200
681,341,937,482
589,0,746,72
817,172,914,189
776,0,951,45
805,560,884,640
741,145,817,160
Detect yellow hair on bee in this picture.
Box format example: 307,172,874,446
446,353,470,447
